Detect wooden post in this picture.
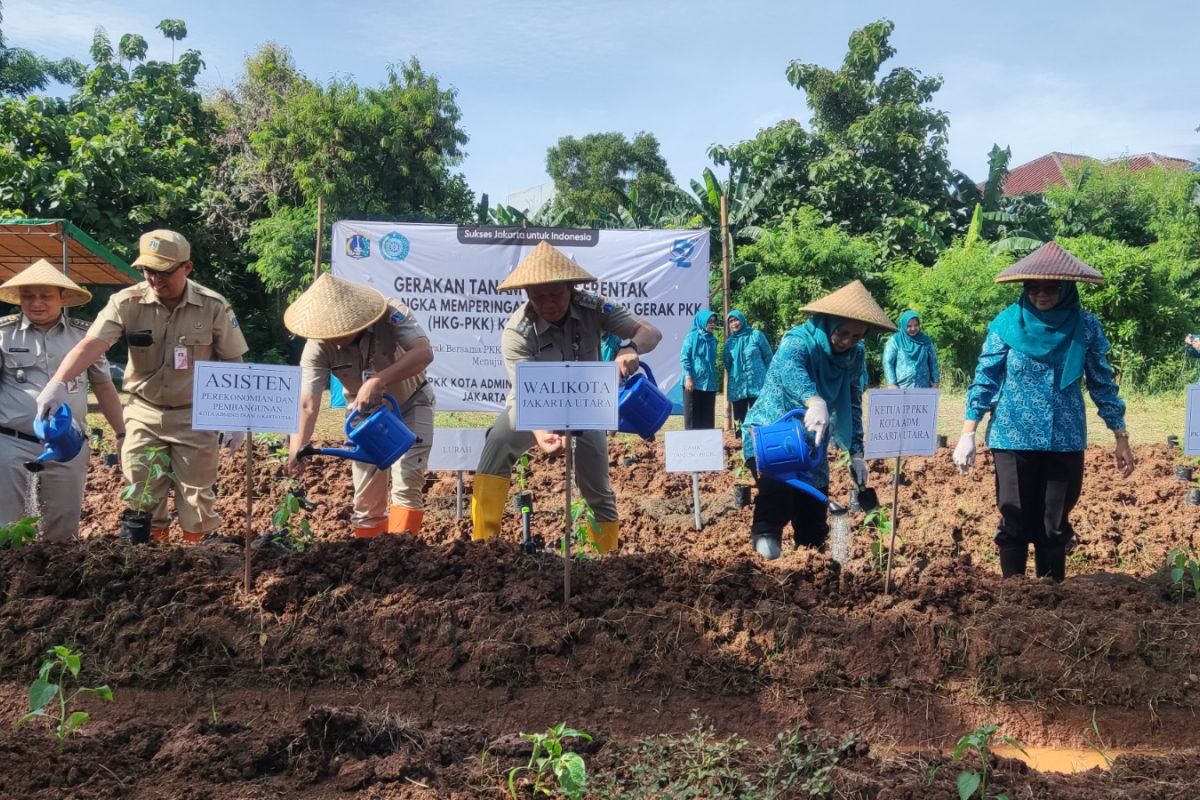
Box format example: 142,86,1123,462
720,195,731,431
61,222,70,278
691,473,702,530
313,196,325,280
243,430,254,594
455,471,464,518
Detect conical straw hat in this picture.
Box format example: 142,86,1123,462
801,280,896,332
995,241,1103,284
0,259,92,307
284,273,388,339
496,241,596,291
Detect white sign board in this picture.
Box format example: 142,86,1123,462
192,362,302,434
514,362,619,431
427,428,488,472
665,430,725,472
1186,384,1200,456
331,222,709,412
864,388,940,459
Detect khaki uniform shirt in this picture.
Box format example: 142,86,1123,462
500,291,640,407
0,313,113,435
89,280,248,408
300,299,430,404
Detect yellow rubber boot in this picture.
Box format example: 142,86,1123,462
388,506,424,534
471,473,510,541
594,520,620,554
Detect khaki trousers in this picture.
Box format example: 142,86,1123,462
0,435,88,543
351,386,434,529
475,409,618,522
123,399,220,534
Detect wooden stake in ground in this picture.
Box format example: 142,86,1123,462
243,429,253,594
884,455,901,595
720,194,732,431
691,472,702,530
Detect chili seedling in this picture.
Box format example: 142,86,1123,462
120,446,172,513
507,722,591,800
14,645,112,752
952,724,1024,800
1166,549,1200,602
0,515,38,549
566,498,600,558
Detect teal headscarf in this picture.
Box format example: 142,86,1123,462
790,313,861,449
893,310,934,363
989,282,1086,390
726,309,750,340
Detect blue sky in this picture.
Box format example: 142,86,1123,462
9,0,1199,205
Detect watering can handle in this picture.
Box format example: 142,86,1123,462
634,362,657,387
344,393,402,434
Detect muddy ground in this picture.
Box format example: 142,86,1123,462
1,436,1199,798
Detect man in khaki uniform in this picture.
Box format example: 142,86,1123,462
472,241,662,553
285,273,434,537
0,260,125,542
38,230,248,542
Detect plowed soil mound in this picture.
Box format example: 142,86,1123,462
1,437,1198,798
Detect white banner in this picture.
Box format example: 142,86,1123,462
331,222,710,412
514,362,619,431
427,428,488,472
192,362,302,434
864,388,940,459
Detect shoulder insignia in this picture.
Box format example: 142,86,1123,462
69,318,92,330
390,308,407,324
514,317,534,336
0,314,18,327
574,292,602,310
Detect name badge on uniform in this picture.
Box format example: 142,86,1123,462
362,369,376,382
174,346,189,370
66,378,81,394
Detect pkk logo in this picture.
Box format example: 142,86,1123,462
669,238,694,268
345,234,370,259
380,231,411,262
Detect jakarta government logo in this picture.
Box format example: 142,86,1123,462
345,234,370,259
380,231,411,262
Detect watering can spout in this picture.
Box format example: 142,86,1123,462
24,404,85,472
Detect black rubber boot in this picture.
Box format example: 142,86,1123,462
998,546,1028,578
1034,546,1066,582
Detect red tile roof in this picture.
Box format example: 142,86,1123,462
996,151,1196,196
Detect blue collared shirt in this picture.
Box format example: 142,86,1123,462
965,312,1126,451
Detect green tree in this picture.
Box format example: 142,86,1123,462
733,207,885,345
714,19,953,264
0,2,84,96
545,131,674,223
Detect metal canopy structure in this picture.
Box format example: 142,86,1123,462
0,218,139,285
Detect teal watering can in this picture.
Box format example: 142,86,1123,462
750,408,829,503
25,404,85,473
618,363,672,441
298,394,417,469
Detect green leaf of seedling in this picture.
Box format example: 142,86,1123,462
14,709,47,728
1171,566,1185,584
89,685,114,702
956,770,981,800
63,651,81,678
63,711,89,733
27,678,58,713
555,752,587,798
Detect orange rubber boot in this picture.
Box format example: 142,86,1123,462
354,521,388,538
151,528,171,542
388,506,424,534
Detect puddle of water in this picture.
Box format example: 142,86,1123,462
992,745,1119,773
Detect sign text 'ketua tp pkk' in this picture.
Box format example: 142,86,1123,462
864,389,940,459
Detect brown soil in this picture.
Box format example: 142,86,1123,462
2,436,1199,798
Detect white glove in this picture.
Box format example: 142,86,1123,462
804,397,830,446
850,456,868,486
35,380,69,420
222,431,247,453
952,433,977,474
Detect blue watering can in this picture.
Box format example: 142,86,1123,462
298,394,417,469
618,363,672,441
24,403,85,473
750,408,829,503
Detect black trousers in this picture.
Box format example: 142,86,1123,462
749,462,829,549
992,449,1084,580
683,389,716,430
731,397,756,437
